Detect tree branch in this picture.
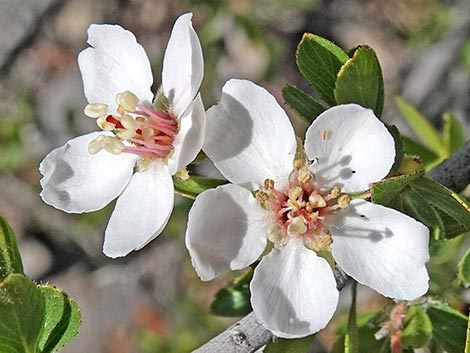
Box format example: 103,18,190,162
192,142,470,353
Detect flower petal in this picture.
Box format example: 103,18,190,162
162,13,203,118
204,79,296,190
328,199,430,300
78,24,154,113
305,104,395,193
167,94,205,175
39,132,138,213
103,161,174,258
251,239,339,338
186,184,269,281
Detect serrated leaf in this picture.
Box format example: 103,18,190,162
459,248,470,286
282,84,326,124
395,96,446,156
296,33,348,105
38,286,81,353
427,304,467,353
264,335,314,353
401,305,432,348
443,112,466,154
0,216,23,281
210,269,252,317
173,176,228,199
402,136,440,168
0,274,45,353
334,46,384,116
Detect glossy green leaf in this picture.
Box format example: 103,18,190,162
38,286,81,353
264,335,314,353
334,46,384,116
296,33,348,105
427,304,467,353
443,112,466,154
459,247,470,286
402,136,440,168
395,96,446,156
282,84,326,123
0,274,45,353
0,216,23,281
210,269,252,317
173,176,228,199
401,305,432,348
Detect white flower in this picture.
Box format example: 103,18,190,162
39,13,205,258
185,79,430,338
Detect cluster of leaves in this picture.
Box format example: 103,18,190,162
203,32,470,352
0,216,80,353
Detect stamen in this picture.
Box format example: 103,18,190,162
116,91,139,112
84,103,108,118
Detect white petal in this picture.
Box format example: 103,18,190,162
39,132,138,213
186,184,269,281
328,200,430,300
162,13,204,118
305,104,395,193
167,94,205,175
78,24,154,113
103,161,174,258
251,239,339,338
204,79,296,190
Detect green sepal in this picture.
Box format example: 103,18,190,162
0,216,23,282
296,33,348,105
334,46,384,116
210,268,253,317
173,176,228,199
264,335,315,353
282,84,326,124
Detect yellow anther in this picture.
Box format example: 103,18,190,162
84,103,108,118
338,194,350,208
287,217,307,236
97,116,114,131
255,190,269,202
120,114,137,130
141,127,154,139
103,136,125,155
293,159,305,170
321,130,328,140
309,194,326,208
330,186,341,198
298,168,311,184
116,91,139,112
88,135,105,154
263,179,274,190
267,224,283,244
288,186,302,201
117,129,136,140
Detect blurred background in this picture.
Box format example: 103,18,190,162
0,0,470,352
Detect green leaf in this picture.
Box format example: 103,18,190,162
0,274,45,353
443,112,466,154
282,84,326,124
38,286,81,353
402,136,440,168
296,33,348,105
401,305,432,348
0,216,23,282
264,335,314,353
465,310,470,353
395,96,446,156
385,124,404,173
210,269,252,317
459,247,470,286
334,46,384,116
173,176,228,199
427,304,467,353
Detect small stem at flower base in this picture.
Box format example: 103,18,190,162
345,282,359,353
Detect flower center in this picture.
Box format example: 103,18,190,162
84,91,178,160
255,160,350,250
